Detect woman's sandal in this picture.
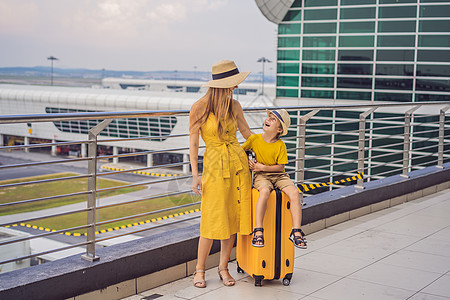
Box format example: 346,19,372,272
218,267,235,286
193,270,206,288
251,227,265,247
289,228,307,249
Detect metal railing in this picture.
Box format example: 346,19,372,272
0,101,449,270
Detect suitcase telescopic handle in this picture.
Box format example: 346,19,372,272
246,150,256,186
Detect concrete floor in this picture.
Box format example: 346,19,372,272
122,188,450,300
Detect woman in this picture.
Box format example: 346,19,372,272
189,60,253,288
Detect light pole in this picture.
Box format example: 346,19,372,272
257,57,271,96
47,56,58,86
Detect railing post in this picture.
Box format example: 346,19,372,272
356,107,377,190
401,105,421,178
296,110,319,201
82,119,112,262
437,105,450,169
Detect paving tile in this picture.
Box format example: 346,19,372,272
406,238,450,258
249,268,340,296
298,296,327,300
349,208,399,225
309,278,415,300
118,295,143,300
317,230,414,261
193,279,303,300
379,250,450,274
408,292,450,300
370,214,450,238
416,204,450,222
348,263,441,292
428,227,450,243
327,219,369,231
305,228,340,242
294,251,372,277
140,262,249,300
421,275,450,298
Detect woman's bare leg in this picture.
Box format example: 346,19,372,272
218,234,236,285
194,236,213,286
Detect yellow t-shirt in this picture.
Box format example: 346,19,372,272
242,133,288,166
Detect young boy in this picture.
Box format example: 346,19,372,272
242,109,307,249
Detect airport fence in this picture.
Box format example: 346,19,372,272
0,101,449,270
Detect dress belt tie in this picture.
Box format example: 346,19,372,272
208,140,243,179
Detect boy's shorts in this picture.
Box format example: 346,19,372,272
253,172,294,191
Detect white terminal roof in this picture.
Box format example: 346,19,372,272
0,84,270,114
255,0,294,24
0,84,196,112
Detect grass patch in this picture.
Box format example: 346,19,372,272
0,173,146,216
29,194,201,233
2,172,201,233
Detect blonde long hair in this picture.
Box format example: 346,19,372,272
192,87,235,139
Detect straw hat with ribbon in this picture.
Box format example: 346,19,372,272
266,109,291,136
204,60,250,88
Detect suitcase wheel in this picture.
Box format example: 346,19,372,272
283,273,293,286
254,275,264,287
237,264,244,274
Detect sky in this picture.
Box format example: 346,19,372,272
0,0,277,75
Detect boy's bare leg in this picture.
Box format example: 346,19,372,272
254,187,271,245
282,185,304,240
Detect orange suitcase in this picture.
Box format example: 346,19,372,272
236,188,294,286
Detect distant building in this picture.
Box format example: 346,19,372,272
0,227,30,273
102,78,276,99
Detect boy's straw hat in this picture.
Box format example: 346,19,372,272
204,60,250,88
266,109,291,136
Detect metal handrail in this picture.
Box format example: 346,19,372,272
1,101,448,124
0,224,91,247
0,190,92,208
97,189,195,210
0,174,92,189
95,174,192,193
0,207,91,228
1,101,449,268
96,201,200,227
0,157,92,170
94,214,200,244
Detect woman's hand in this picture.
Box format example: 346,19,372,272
192,175,202,195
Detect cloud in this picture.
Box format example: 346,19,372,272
55,0,228,46
0,0,276,72
146,3,187,25
0,0,39,34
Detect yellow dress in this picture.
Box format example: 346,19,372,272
199,113,252,239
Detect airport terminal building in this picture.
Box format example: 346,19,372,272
256,0,450,103
255,0,450,180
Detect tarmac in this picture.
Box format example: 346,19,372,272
122,188,450,300
0,150,200,260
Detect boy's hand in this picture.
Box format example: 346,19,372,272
249,159,264,172
248,159,255,170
